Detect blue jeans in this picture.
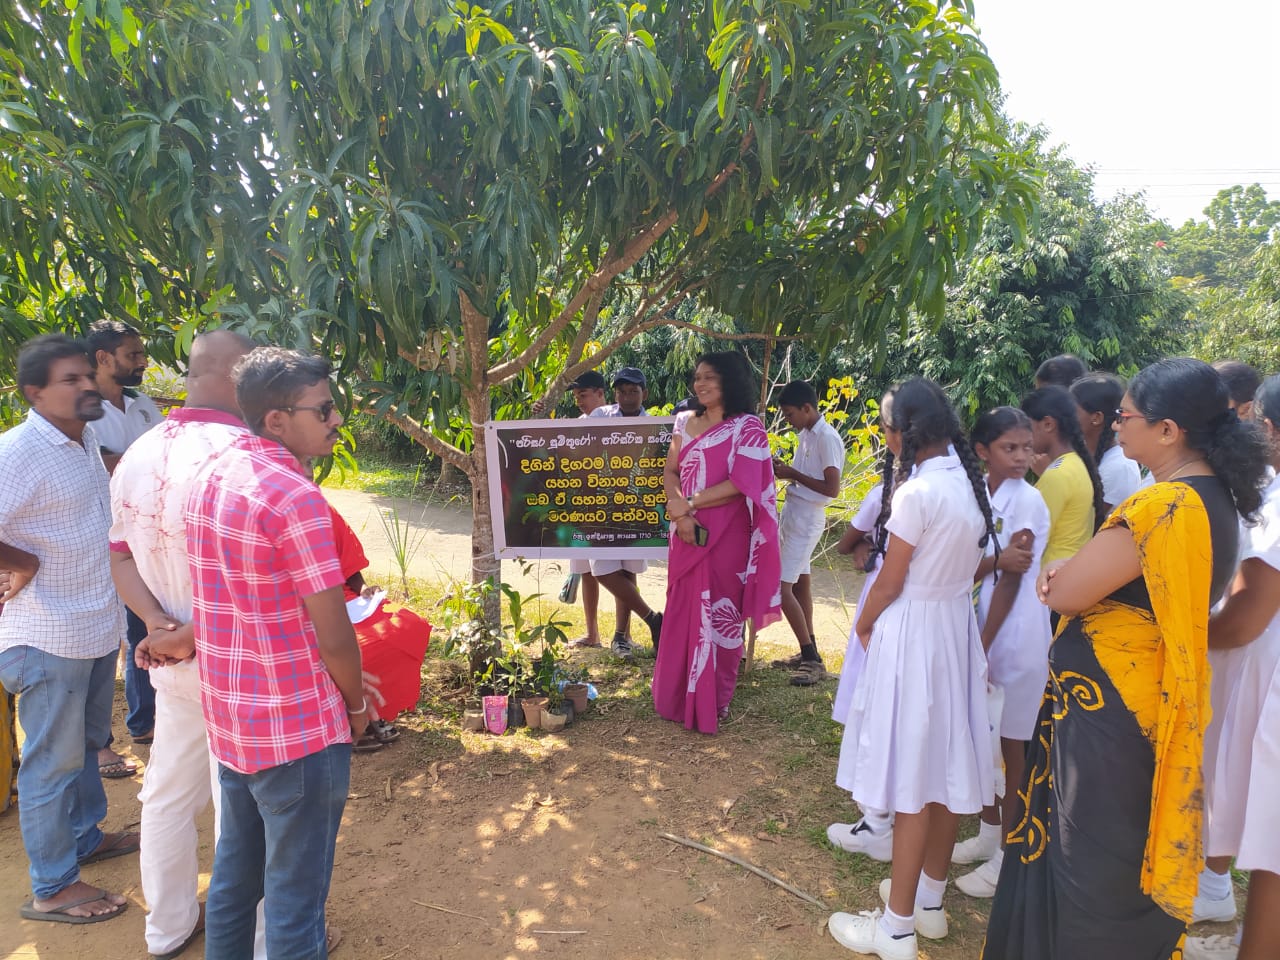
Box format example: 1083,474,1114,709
0,645,115,899
123,607,154,737
205,743,351,960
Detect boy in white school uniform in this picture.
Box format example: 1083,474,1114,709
771,381,845,686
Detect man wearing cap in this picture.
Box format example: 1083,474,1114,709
562,370,610,648
586,368,663,659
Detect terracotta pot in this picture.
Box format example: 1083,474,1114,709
521,696,548,729
461,707,486,732
541,709,568,732
564,683,590,714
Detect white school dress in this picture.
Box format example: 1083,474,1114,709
835,454,994,815
976,477,1053,740
1096,443,1143,509
1203,470,1280,873
833,484,883,724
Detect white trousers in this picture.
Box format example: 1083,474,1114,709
139,689,266,957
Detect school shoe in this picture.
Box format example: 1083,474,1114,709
951,829,1000,865
954,855,1002,899
610,635,635,660
877,879,948,940
1191,889,1238,924
827,819,894,862
1183,935,1239,960
827,910,918,960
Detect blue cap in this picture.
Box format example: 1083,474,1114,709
612,367,647,387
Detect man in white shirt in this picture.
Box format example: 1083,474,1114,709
86,320,164,774
589,368,663,658
771,381,845,686
563,371,610,649
0,334,136,924
109,329,267,959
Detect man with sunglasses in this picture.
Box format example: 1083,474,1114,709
185,347,367,959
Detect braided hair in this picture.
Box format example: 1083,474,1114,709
1022,386,1107,530
868,387,898,570
874,378,999,563
1070,373,1126,465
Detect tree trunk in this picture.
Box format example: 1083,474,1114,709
459,291,502,665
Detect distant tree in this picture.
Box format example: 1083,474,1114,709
1193,242,1280,371
823,131,1187,415
1166,183,1279,288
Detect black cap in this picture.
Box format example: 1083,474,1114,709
568,370,607,390
612,366,647,388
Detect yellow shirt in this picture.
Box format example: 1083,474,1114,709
1036,451,1095,564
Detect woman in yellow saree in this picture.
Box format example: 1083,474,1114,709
983,359,1269,960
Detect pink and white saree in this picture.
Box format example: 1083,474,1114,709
652,412,782,733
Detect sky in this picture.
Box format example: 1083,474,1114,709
969,0,1280,226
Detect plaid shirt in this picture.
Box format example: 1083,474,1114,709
186,433,349,773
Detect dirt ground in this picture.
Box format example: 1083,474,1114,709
0,491,1237,959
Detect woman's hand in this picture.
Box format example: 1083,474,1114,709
1037,560,1069,604
856,621,873,650
673,514,698,545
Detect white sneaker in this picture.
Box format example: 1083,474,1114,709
828,820,894,862
877,879,948,940
955,855,1002,899
1183,935,1239,960
951,828,1000,865
1192,890,1238,924
827,910,918,960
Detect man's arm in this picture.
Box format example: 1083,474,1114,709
304,585,369,734
775,463,841,498
0,540,39,602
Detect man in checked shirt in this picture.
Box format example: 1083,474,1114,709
185,347,369,959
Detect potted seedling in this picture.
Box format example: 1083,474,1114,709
562,665,591,714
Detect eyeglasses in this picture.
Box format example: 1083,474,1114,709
283,401,337,421
1114,408,1146,423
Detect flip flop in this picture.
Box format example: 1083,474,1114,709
99,759,138,779
79,831,141,866
567,637,602,648
20,889,127,925
132,732,155,745
352,735,383,754
370,720,400,744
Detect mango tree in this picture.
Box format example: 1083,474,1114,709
0,0,1037,594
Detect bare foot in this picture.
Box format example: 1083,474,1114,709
31,881,126,919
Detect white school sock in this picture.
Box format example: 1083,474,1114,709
880,906,916,939
978,819,1001,844
863,808,893,833
1197,866,1233,901
916,872,948,911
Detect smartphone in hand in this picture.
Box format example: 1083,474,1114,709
693,523,709,547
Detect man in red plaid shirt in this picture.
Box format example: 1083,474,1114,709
186,347,367,959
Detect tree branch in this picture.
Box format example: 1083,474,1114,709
372,402,473,476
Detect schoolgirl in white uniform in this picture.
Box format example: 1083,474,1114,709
1071,373,1143,512
827,379,998,960
1187,374,1280,960
951,407,1052,898
827,394,895,863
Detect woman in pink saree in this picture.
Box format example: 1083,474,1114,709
653,352,782,734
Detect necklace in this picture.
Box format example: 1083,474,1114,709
1164,458,1208,482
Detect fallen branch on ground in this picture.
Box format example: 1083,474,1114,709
658,832,825,908
410,900,487,922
